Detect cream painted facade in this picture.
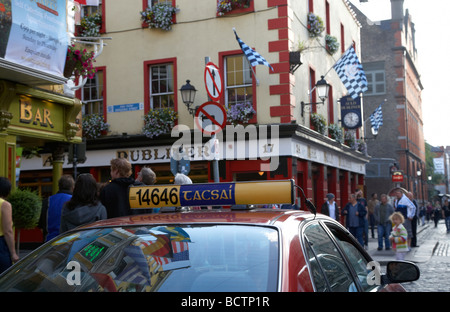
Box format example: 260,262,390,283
93,0,362,136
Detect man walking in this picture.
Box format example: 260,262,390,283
373,194,394,250
343,194,366,247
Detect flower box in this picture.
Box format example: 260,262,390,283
217,0,253,16
141,3,178,31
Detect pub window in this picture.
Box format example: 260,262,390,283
82,69,104,115
81,0,102,17
148,0,173,6
224,54,253,109
150,63,174,109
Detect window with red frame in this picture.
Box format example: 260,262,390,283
224,54,254,110
81,69,105,116
217,0,254,17
149,63,175,110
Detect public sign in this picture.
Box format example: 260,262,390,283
129,180,294,209
340,95,362,129
204,62,223,101
392,171,404,182
194,101,227,135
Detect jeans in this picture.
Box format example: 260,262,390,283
446,216,450,232
349,226,364,247
377,223,391,249
0,237,12,274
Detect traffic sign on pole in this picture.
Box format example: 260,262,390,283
194,101,227,135
204,62,223,101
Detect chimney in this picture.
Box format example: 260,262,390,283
391,0,404,20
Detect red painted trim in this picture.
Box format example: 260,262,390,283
267,0,288,7
218,49,257,124
268,17,288,30
143,57,178,114
268,39,289,53
100,0,106,33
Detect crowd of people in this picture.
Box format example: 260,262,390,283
1,160,449,273
321,188,447,260
0,157,177,274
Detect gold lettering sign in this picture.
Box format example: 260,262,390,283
19,97,54,128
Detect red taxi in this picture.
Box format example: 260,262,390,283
0,180,419,292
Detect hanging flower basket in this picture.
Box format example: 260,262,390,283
143,108,178,138
65,44,97,79
226,101,256,126
325,34,339,55
307,12,325,38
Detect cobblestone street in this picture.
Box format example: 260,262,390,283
401,221,450,292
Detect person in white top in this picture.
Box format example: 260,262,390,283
321,193,340,222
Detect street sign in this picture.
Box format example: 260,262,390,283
194,101,227,135
392,171,404,182
204,62,223,101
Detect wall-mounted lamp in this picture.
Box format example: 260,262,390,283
300,76,330,117
179,80,198,116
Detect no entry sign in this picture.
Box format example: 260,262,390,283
194,101,227,135
204,62,223,101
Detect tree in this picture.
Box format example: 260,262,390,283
7,189,42,253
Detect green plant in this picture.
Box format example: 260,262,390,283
328,123,344,143
8,188,42,252
79,13,102,37
325,34,339,55
344,130,356,147
310,113,327,135
143,107,178,138
8,188,42,230
140,3,178,31
82,114,109,139
65,44,97,79
307,12,325,38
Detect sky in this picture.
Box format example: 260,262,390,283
349,0,450,147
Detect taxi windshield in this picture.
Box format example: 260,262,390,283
0,225,279,292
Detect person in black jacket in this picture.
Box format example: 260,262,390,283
100,158,135,218
321,193,340,222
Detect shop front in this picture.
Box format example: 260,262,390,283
0,80,82,192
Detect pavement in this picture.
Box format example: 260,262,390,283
368,221,437,265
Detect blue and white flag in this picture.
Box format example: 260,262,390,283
333,46,368,99
369,103,383,133
233,28,274,71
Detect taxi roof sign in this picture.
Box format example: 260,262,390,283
129,180,294,209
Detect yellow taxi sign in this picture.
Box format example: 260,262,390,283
129,180,294,209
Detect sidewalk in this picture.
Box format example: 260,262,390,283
368,221,438,265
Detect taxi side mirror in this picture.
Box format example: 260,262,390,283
385,261,420,283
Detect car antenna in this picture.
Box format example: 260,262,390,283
294,184,317,218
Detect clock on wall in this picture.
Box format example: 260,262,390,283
342,111,360,129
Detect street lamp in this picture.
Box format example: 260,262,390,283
301,75,330,117
180,80,197,116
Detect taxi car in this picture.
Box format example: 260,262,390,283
0,180,419,292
